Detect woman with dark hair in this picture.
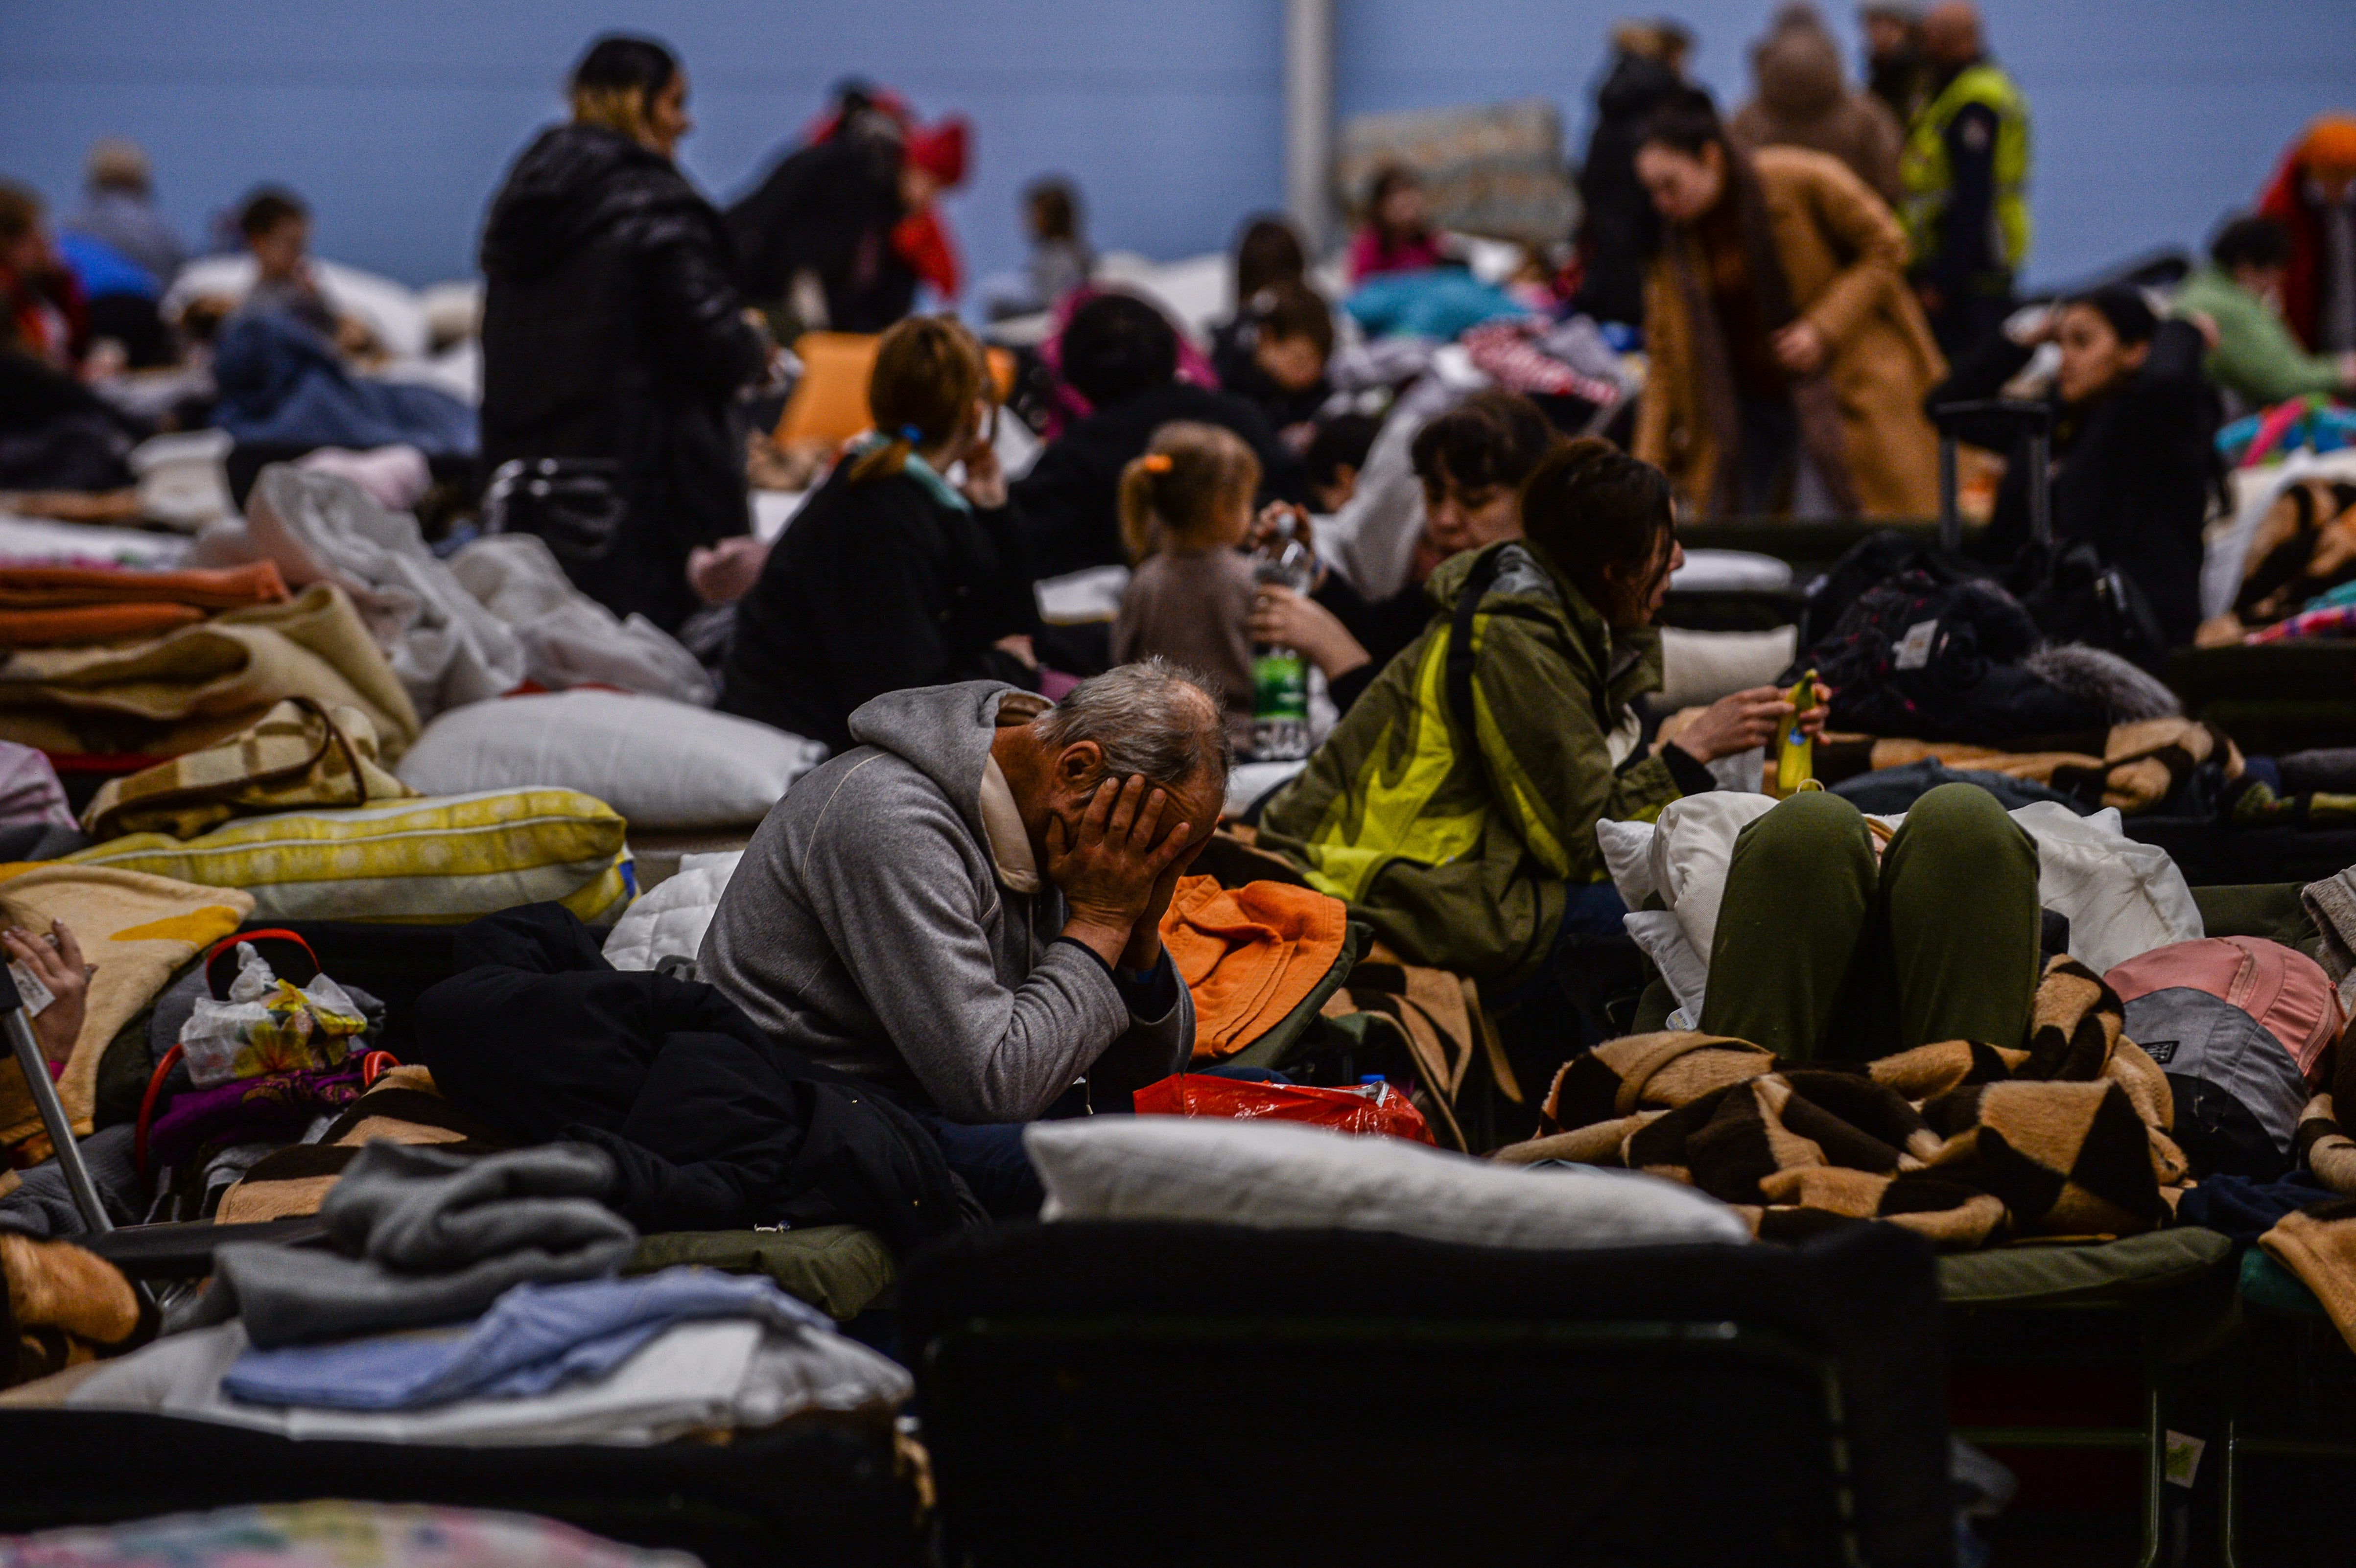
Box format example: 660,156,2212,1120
1930,285,2218,647
478,33,772,631
1631,90,1943,517
720,315,1034,751
1257,438,1815,984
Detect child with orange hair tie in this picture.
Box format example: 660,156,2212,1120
1110,422,1269,753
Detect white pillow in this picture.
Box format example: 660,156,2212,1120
396,690,825,830
1657,626,1798,709
2013,803,2204,975
1025,1117,1750,1250
1225,757,1309,819
1599,793,2205,1007
1623,909,1706,1029
604,850,744,972
1669,549,1794,594
1646,792,1779,965
1595,818,1659,907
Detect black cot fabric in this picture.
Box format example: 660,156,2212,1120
902,1219,1953,1568
0,1409,921,1568
412,905,967,1254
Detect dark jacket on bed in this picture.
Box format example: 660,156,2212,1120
479,123,767,632
720,458,1038,753
1010,380,1310,581
1931,318,2218,648
414,903,966,1252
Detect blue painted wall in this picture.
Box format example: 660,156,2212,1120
3,0,2351,294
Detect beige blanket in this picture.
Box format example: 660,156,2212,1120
0,864,252,1147
0,585,419,761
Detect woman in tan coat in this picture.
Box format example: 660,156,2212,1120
1632,92,1944,518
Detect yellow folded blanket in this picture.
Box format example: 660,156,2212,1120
0,864,252,1147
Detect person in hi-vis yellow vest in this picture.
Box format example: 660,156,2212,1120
1899,1,2030,358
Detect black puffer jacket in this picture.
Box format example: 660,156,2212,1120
479,123,767,631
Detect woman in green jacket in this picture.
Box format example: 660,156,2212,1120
1257,439,1816,988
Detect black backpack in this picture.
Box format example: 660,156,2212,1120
1799,570,2100,743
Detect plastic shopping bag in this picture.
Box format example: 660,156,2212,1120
1132,1074,1435,1143
177,941,369,1087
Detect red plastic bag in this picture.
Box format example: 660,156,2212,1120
1131,1074,1435,1144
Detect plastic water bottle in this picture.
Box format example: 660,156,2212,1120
1250,537,1315,761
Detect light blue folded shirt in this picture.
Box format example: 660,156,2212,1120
221,1267,831,1411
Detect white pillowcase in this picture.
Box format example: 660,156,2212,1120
2011,802,2205,975
397,691,825,830
1657,626,1799,709
604,851,744,972
1025,1117,1750,1250
1645,793,1780,965
1668,549,1795,594
1600,792,2204,1017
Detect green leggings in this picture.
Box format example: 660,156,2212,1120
1697,783,2044,1062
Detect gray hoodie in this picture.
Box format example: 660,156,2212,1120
700,680,1194,1123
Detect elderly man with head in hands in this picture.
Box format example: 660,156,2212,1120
701,660,1230,1216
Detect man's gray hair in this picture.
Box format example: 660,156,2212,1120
1031,658,1234,787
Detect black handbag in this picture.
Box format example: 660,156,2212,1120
481,458,627,567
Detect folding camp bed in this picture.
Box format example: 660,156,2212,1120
902,1217,1955,1568
1939,1230,2239,1568
0,921,919,1567
2164,639,2356,756
2216,1249,2356,1567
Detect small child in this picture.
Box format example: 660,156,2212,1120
1347,165,1456,284
982,177,1094,322
235,188,377,357
1302,412,1382,514
1021,178,1092,310
1215,279,1335,449
1110,421,1265,753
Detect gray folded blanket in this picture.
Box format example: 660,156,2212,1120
202,1141,636,1349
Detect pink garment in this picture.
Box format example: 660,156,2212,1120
2108,936,2344,1078
293,445,431,512
2248,604,2356,644
1347,227,1450,285
0,743,75,832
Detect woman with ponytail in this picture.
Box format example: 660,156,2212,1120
1108,422,1266,752
719,314,1037,751
1259,438,1821,1012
